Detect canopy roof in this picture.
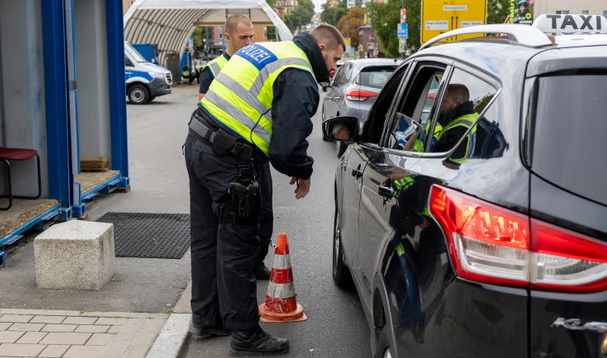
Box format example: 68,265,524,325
124,0,292,65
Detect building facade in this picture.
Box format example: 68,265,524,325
275,0,298,15
533,0,607,17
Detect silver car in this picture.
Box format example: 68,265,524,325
322,58,402,157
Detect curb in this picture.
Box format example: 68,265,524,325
145,313,192,358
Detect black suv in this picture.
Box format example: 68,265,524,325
324,15,607,358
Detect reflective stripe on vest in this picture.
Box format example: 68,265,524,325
438,113,479,164
413,121,443,152
205,54,229,78
200,42,315,155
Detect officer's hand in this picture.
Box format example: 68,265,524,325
290,177,311,200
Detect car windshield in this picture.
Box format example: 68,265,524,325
357,66,396,89
531,74,607,205
125,43,148,63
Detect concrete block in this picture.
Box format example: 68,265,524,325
34,220,115,291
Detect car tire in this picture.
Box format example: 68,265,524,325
128,84,150,104
333,204,352,288
336,141,347,158
374,325,393,358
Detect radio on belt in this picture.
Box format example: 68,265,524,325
533,14,607,35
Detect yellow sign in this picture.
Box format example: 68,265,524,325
421,0,487,44
345,38,351,46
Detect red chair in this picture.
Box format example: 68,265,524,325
0,147,41,210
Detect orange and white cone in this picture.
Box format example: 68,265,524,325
258,233,307,323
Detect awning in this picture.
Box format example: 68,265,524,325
124,0,292,66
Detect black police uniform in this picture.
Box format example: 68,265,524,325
196,52,273,282
183,32,330,352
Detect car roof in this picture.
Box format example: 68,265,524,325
345,58,403,68
411,33,607,79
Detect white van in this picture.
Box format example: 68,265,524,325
125,42,172,104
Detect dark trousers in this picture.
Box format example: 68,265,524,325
185,133,273,330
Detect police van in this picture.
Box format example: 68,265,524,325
125,41,172,104
323,13,607,358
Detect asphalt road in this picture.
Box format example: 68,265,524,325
168,85,372,358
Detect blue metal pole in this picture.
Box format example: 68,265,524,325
42,0,73,218
106,0,130,186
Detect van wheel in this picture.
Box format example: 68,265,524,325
128,84,150,104
333,204,352,287
374,326,392,358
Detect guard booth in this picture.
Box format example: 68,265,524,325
0,0,129,267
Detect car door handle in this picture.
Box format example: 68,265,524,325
378,185,395,198
351,169,363,178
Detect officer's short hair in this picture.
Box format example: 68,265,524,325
225,14,252,34
447,84,470,102
310,24,346,52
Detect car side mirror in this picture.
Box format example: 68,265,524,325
322,116,359,142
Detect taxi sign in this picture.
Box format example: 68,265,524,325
533,14,607,35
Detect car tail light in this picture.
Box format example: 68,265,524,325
430,185,607,294
346,90,378,102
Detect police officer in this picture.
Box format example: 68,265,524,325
198,15,254,101
195,15,273,285
184,24,344,356
403,84,478,169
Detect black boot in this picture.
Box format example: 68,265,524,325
229,326,289,356
254,263,271,280
191,323,231,339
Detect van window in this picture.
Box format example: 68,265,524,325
531,74,607,205
125,43,147,64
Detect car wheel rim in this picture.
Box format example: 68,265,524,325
333,208,341,276
132,89,144,102
383,348,392,358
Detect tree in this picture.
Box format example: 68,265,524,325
333,7,347,26
321,3,336,25
284,0,315,32
337,7,364,48
191,27,213,51
373,0,420,57
487,0,510,24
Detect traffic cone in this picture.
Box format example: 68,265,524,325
258,233,307,323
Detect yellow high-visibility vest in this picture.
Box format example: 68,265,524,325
200,42,315,155
439,113,478,164
205,54,229,78
413,113,478,163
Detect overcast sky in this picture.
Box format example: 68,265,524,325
313,0,324,13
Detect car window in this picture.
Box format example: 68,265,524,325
360,63,410,144
384,63,447,150
357,66,397,89
387,67,499,168
332,64,347,87
341,63,356,86
531,73,607,205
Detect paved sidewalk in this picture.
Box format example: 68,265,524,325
0,310,168,357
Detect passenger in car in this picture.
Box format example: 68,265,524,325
433,84,479,168
400,84,479,169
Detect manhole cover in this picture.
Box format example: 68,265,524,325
96,212,190,259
